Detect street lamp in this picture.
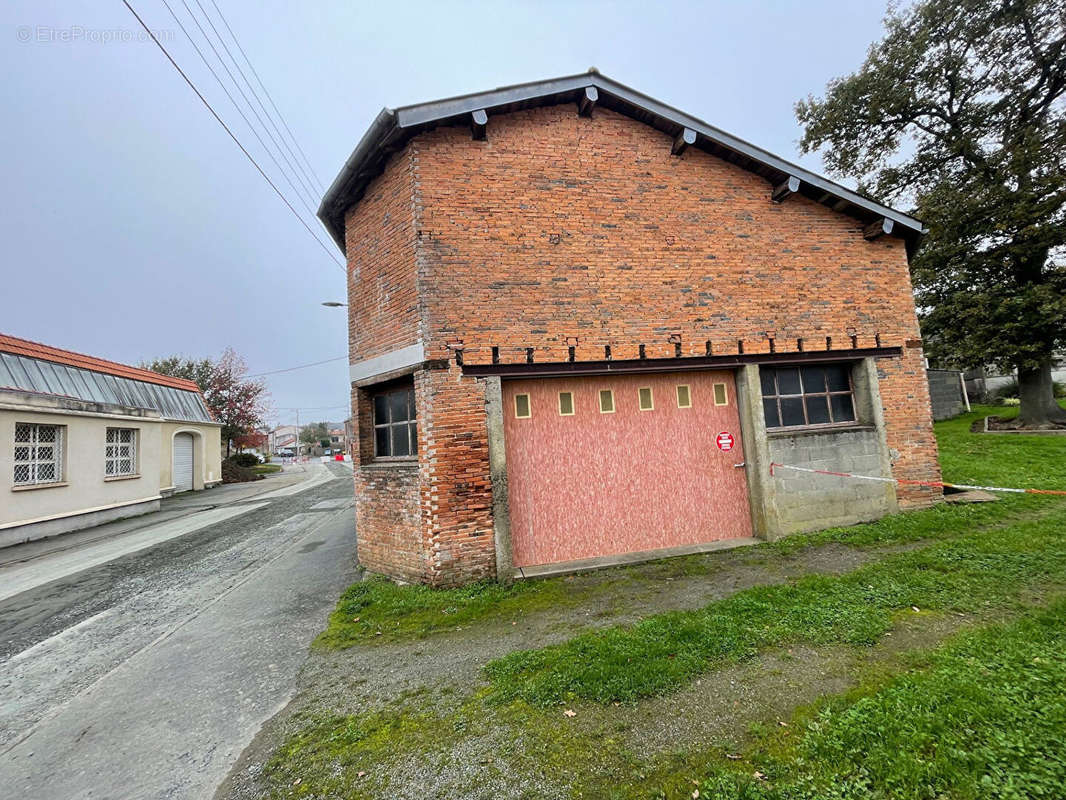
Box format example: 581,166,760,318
321,301,347,307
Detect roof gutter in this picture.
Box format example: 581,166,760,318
317,107,397,252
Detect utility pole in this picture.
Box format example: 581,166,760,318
295,408,300,462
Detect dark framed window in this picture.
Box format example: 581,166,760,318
761,365,856,429
373,385,417,458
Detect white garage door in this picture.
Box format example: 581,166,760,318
173,433,194,492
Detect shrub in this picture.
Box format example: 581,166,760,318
222,458,262,483
228,452,261,468
994,379,1019,399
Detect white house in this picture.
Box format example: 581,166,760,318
1,333,223,547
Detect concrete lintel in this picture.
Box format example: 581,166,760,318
482,376,514,583
349,342,425,385
513,537,761,580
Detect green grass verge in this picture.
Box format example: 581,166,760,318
483,507,1066,705
253,463,282,475
697,598,1066,799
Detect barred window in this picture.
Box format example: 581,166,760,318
106,428,138,477
14,423,64,486
373,385,417,458
761,365,856,429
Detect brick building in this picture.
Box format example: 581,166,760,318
318,71,941,586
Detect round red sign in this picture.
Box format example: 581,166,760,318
716,431,735,451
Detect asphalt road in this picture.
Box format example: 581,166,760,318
0,462,358,799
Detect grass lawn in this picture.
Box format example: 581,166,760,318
253,463,283,475
696,600,1066,799
256,405,1066,800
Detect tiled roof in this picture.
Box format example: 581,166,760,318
0,333,200,392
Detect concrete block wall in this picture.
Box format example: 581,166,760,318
927,369,966,420
768,429,895,534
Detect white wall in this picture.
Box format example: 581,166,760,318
1,407,162,533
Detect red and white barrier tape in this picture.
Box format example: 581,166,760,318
769,462,1066,496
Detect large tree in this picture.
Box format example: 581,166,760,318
796,0,1066,427
147,348,270,455
299,422,329,449
140,356,214,393
207,348,270,457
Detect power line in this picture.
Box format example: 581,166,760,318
196,0,322,198
208,0,326,193
246,354,348,378
185,0,320,210
163,0,321,220
122,0,345,272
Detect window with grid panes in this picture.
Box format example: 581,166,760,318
373,385,417,458
106,428,137,476
760,365,856,429
14,423,63,486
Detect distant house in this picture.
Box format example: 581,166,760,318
269,424,299,455
0,334,223,547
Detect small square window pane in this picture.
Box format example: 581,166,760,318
375,427,390,455
515,394,531,418
38,463,56,482
826,366,851,392
760,369,776,396
374,394,388,423
831,393,856,422
15,423,32,443
806,395,830,424
389,390,408,424
762,398,780,428
107,446,117,458
599,390,614,413
777,368,801,395
780,396,806,427
801,367,827,393
107,429,117,443
14,446,29,461
106,461,116,475
38,427,57,443
391,424,410,457
36,446,54,462
120,429,133,443
120,459,133,474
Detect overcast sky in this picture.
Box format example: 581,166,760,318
0,0,893,427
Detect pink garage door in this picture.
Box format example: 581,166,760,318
502,371,753,568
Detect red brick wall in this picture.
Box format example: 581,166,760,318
345,151,426,578
410,104,940,510
347,101,941,583
344,149,421,362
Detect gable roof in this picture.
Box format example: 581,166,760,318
0,333,200,391
318,70,926,255
0,333,215,423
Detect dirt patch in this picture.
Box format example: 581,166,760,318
978,415,1066,433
